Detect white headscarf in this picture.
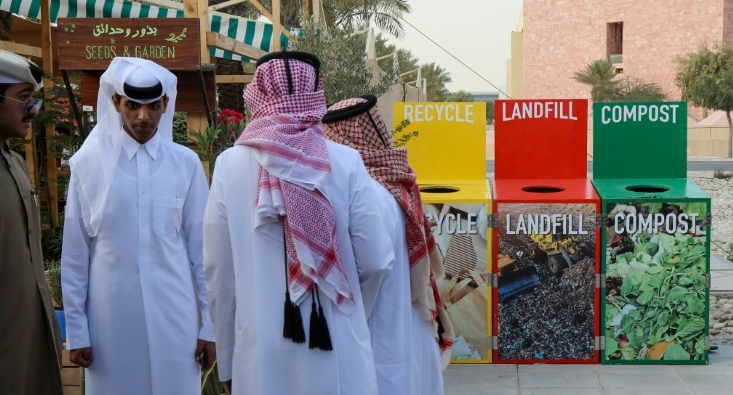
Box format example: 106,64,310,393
69,57,177,237
0,49,44,91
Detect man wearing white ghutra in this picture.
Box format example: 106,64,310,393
61,57,215,395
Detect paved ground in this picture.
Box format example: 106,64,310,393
711,254,733,293
444,347,733,395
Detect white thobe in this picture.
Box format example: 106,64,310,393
204,143,394,395
62,132,214,395
368,180,444,395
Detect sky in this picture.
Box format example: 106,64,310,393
384,0,524,95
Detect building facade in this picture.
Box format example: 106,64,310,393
509,0,733,118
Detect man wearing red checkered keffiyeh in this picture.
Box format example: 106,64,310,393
236,52,355,316
204,52,395,395
323,95,454,394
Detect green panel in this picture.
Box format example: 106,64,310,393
599,198,710,365
592,178,709,201
593,102,687,179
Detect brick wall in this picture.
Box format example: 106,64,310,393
523,0,732,119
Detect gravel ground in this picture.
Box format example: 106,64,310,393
689,173,733,346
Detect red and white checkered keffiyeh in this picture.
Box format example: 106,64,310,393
236,58,355,313
323,97,454,361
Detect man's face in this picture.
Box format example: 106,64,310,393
113,95,168,144
0,82,37,144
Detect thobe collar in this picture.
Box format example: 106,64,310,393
121,129,160,161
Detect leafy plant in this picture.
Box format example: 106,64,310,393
188,109,247,179
392,119,417,148
676,42,733,157
713,169,733,179
45,259,63,310
289,21,397,105
173,112,189,144
605,202,708,361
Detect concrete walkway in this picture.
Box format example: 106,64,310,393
711,254,733,293
444,347,733,394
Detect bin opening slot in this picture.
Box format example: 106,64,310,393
420,185,461,193
521,186,565,193
625,185,670,193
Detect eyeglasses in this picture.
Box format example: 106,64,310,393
0,95,43,114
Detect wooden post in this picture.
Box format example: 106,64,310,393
24,123,37,190
302,0,313,17
184,0,212,178
273,0,281,51
41,0,58,228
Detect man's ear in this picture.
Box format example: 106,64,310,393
163,95,169,110
112,95,120,112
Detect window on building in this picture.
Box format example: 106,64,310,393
607,22,623,64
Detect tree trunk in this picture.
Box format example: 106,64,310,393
727,111,732,158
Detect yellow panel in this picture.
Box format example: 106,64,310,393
421,181,493,363
394,102,487,183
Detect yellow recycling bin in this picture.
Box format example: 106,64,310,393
394,102,492,363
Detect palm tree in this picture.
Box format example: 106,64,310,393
573,59,616,86
218,0,410,34
420,62,451,101
324,0,411,39
572,59,618,102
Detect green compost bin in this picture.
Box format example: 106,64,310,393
592,102,710,365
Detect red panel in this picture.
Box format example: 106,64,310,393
492,179,599,202
494,99,589,180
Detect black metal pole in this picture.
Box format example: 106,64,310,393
61,70,87,140
198,67,215,128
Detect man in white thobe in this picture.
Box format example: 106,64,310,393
323,95,455,395
61,57,215,395
204,51,393,395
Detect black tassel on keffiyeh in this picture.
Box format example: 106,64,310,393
308,285,333,351
283,223,305,343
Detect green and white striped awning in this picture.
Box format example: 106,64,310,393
0,0,289,60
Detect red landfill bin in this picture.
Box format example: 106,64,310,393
492,99,601,364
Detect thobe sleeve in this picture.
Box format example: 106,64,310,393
61,172,92,350
348,157,394,318
203,156,236,382
183,159,215,342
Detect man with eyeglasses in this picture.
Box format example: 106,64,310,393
0,49,64,395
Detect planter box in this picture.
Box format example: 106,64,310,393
61,349,82,395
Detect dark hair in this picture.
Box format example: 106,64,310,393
0,83,10,102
